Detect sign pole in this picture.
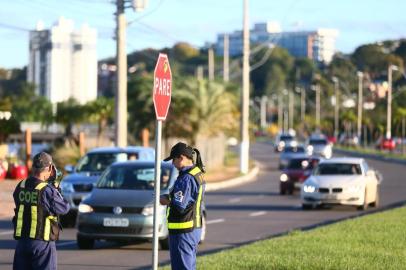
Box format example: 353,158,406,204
152,120,162,270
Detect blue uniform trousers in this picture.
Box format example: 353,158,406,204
13,239,57,270
169,229,201,270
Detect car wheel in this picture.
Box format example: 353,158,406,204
357,189,368,211
302,204,312,210
280,187,286,195
159,237,170,250
371,189,380,208
199,214,207,244
77,234,95,249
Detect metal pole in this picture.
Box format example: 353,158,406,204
332,77,339,139
278,92,283,131
301,87,305,122
357,72,363,142
386,65,395,139
152,120,162,270
208,47,214,81
289,89,294,130
316,84,320,131
260,95,267,129
283,110,288,133
240,0,250,174
223,34,229,82
402,117,405,154
115,0,127,147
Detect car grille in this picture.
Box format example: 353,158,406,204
73,184,93,192
319,188,343,193
79,225,143,235
92,206,144,214
73,198,82,206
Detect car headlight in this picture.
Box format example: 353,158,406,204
291,141,298,147
280,174,289,182
60,182,74,193
347,185,363,193
142,205,154,216
303,185,316,193
78,203,94,213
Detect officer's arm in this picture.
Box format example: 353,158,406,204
42,185,70,216
170,176,194,214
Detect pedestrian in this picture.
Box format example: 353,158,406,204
12,152,70,270
160,142,206,270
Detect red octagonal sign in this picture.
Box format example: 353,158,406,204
153,53,172,121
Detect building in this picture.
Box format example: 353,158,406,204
215,22,338,64
27,17,97,104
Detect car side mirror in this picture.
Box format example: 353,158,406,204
64,165,74,173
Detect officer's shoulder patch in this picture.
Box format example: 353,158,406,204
174,191,184,203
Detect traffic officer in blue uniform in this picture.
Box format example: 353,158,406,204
160,142,206,270
12,152,70,270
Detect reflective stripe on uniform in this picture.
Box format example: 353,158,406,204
167,220,194,229
188,167,201,176
15,205,25,237
195,184,203,227
30,206,38,238
20,180,26,188
35,182,48,190
44,217,50,241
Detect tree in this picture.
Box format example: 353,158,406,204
56,98,86,137
84,97,114,146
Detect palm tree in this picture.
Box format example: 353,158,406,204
84,97,114,146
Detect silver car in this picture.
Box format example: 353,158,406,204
306,137,332,159
60,146,155,226
76,161,207,250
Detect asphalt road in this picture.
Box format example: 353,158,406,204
1,141,405,269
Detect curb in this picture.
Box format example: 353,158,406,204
205,165,260,192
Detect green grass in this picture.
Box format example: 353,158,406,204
161,206,406,269
336,145,406,160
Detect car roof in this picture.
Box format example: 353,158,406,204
319,157,364,164
86,146,155,154
110,160,173,169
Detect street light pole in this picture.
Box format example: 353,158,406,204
316,84,320,131
357,71,363,142
300,87,306,122
115,0,127,147
332,77,339,139
260,95,267,129
240,0,250,174
387,65,398,139
289,89,294,130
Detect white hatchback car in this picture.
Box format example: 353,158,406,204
301,158,382,210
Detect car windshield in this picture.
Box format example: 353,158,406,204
96,166,172,190
283,146,305,153
314,163,362,175
280,135,293,141
288,159,310,169
76,153,130,172
309,139,328,145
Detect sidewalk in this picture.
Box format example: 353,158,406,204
0,165,259,219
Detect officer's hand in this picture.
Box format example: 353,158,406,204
160,194,170,205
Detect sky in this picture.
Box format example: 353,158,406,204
0,0,405,69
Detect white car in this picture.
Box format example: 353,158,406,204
301,157,382,210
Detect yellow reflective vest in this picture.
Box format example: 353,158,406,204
13,178,60,241
167,166,205,234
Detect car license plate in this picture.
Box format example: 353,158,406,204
325,194,337,200
103,218,129,227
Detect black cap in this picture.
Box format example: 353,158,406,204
32,152,53,169
163,142,193,161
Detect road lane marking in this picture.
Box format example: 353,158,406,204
249,211,266,217
228,198,241,203
0,230,14,235
56,241,77,247
206,218,225,225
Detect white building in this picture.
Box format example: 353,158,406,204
215,22,338,64
27,17,97,104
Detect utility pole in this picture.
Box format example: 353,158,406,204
289,89,294,130
332,77,339,139
316,84,320,131
115,0,127,147
357,71,363,142
300,87,306,122
196,65,204,81
387,65,398,139
223,34,229,82
208,47,214,81
278,92,283,131
240,0,250,174
260,95,267,129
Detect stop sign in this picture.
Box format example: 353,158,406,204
153,53,172,121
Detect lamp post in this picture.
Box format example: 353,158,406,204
357,71,363,142
387,65,398,139
115,0,148,147
332,77,339,139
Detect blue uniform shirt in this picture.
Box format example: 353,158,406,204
170,166,199,213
